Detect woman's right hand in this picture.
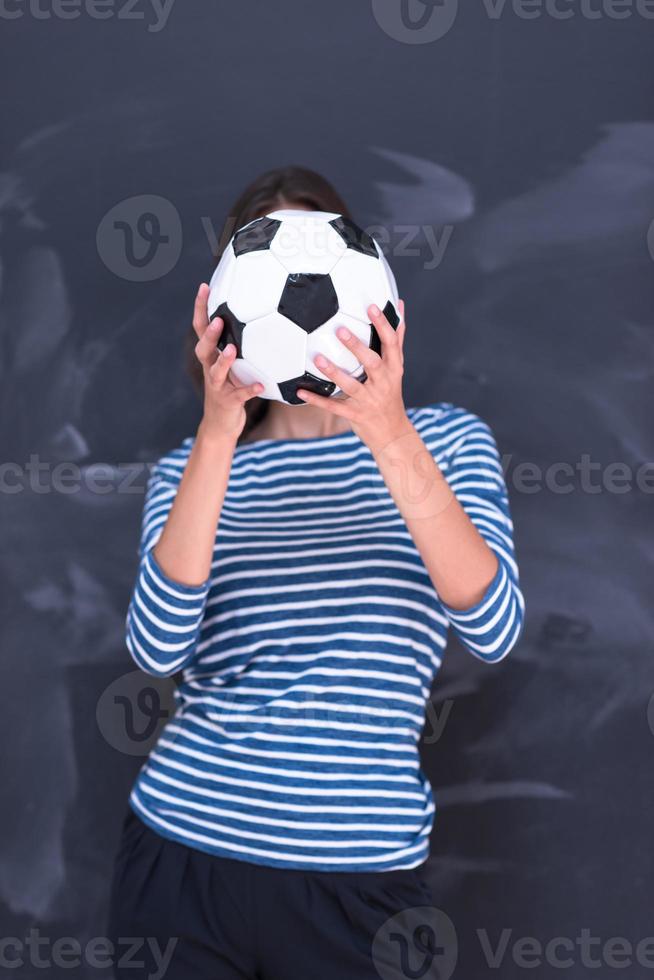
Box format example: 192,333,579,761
192,283,263,442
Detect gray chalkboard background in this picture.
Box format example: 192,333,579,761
1,2,653,977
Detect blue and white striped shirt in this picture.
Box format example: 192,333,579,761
125,402,525,871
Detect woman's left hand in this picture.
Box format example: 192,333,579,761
297,300,413,454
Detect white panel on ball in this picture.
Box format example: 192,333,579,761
306,314,370,379
329,249,392,323
242,313,306,382
377,245,400,307
228,251,289,323
268,213,347,275
229,359,280,402
207,247,238,315
267,209,341,223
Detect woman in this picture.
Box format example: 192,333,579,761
108,166,525,979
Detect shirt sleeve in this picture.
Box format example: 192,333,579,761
125,459,210,678
435,407,525,663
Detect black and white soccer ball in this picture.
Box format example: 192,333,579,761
206,209,400,404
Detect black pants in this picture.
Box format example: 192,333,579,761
107,807,436,980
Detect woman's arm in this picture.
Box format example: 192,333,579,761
370,409,524,662
125,284,263,677
152,426,238,587
370,416,499,607
297,301,524,663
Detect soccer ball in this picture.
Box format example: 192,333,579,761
206,209,400,404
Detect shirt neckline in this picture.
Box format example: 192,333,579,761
233,405,420,454
233,427,361,454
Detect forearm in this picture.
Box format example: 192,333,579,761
153,422,238,587
370,422,499,610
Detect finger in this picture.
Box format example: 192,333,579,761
368,304,401,367
398,299,406,336
295,389,354,418
192,283,211,339
333,325,383,374
195,317,223,370
231,380,265,403
312,354,365,399
207,343,237,387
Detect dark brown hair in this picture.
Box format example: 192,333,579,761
186,166,352,443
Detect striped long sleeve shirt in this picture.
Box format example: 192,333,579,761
125,402,525,871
